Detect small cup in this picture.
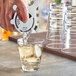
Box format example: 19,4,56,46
17,38,43,72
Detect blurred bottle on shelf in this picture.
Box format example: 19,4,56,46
2,29,12,40
0,27,21,40
55,0,61,3
39,0,51,31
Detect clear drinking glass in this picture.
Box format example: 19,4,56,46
46,3,63,49
61,5,76,54
46,2,76,54
17,38,43,72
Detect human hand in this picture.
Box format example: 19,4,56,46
0,0,29,31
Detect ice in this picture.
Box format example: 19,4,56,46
34,45,42,58
18,46,34,57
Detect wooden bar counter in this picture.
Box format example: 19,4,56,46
0,40,76,76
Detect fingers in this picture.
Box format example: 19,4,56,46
0,0,7,30
4,0,15,32
5,9,15,32
16,0,29,23
0,0,29,32
5,0,29,32
0,1,2,25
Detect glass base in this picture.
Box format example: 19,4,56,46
22,65,39,72
61,48,76,54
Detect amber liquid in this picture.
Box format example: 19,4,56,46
18,44,43,71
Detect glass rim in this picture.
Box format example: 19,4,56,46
17,38,44,46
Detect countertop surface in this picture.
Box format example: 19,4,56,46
0,41,76,76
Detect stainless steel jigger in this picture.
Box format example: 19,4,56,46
10,0,41,43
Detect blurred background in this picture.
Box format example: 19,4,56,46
0,0,52,40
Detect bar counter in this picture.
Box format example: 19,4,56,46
0,40,76,76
